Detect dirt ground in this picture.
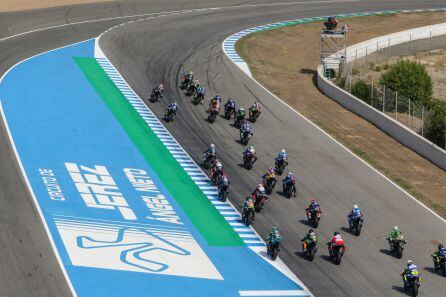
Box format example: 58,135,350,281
0,0,114,12
237,12,446,218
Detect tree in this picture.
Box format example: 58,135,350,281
425,101,446,148
351,80,371,104
380,60,432,104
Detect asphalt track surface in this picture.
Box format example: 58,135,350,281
1,1,446,296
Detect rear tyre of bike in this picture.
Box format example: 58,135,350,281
313,216,319,228
308,248,315,261
271,248,278,261
355,224,362,236
397,246,403,259
221,191,227,202
441,264,446,277
335,252,341,265
254,201,262,213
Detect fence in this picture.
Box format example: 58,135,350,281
336,29,446,149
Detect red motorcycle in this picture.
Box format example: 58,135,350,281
252,192,267,213
210,167,223,185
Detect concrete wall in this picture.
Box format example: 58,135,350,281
317,64,446,170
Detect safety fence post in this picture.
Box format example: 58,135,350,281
395,91,398,121
383,85,386,113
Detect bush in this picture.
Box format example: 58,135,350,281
336,76,346,89
351,80,371,104
380,60,432,104
425,100,446,147
373,65,382,72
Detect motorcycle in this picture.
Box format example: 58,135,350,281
302,239,317,261
328,243,345,265
307,208,321,228
242,206,255,226
282,179,295,198
249,109,260,123
324,17,338,31
208,107,219,123
202,152,216,169
164,109,176,122
218,183,229,202
186,82,196,96
193,90,205,104
224,104,235,120
253,193,267,213
403,273,421,297
263,176,276,195
210,167,223,185
388,235,406,259
240,130,252,145
243,151,256,170
180,75,192,90
275,158,287,175
234,114,245,128
267,240,280,261
350,216,364,236
433,254,446,277
150,87,163,102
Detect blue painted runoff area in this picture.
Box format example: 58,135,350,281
0,40,308,296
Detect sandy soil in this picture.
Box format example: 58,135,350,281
237,11,446,218
0,0,114,12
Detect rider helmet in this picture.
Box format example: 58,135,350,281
393,226,399,231
210,143,215,148
333,231,339,236
281,149,286,154
240,107,245,111
288,172,293,176
268,167,275,174
407,260,414,266
353,204,359,210
311,198,317,203
439,244,444,250
309,229,314,233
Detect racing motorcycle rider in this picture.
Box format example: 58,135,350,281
401,260,420,287
275,149,288,172
266,227,282,249
235,107,246,126
224,98,236,117
242,196,255,222
262,167,276,183
387,226,404,250
252,183,266,201
432,243,446,270
203,143,217,164
240,120,253,140
208,95,221,114
306,198,321,220
210,159,223,184
243,144,257,162
301,229,318,251
328,231,346,254
249,101,261,120
218,174,230,195
184,71,194,84
282,172,296,197
348,204,363,229
152,83,164,98
165,102,179,117
195,83,206,103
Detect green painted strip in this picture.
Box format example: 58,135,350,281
75,57,243,246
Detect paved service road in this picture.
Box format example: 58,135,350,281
0,0,446,296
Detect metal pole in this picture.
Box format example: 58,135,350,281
371,79,374,106
376,41,379,63
422,106,425,136
365,46,368,65
408,98,411,129
387,38,390,63
430,31,432,51
409,33,412,53
383,85,386,113
355,49,358,68
395,91,398,120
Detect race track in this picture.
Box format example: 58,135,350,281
1,0,446,296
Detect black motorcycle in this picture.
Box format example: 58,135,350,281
218,183,229,202
193,90,205,105
249,109,260,123
202,152,216,169
243,152,256,170
208,108,218,123
433,254,446,277
253,193,267,213
150,87,163,102
267,240,280,261
282,180,295,198
240,130,252,145
242,206,255,226
350,216,364,236
180,76,192,90
164,109,176,122
307,208,321,228
302,240,317,261
234,114,245,128
224,104,235,120
275,158,287,175
328,244,345,265
263,177,276,195
404,274,421,297
388,236,406,259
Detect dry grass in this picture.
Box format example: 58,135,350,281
0,0,114,12
237,11,446,218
